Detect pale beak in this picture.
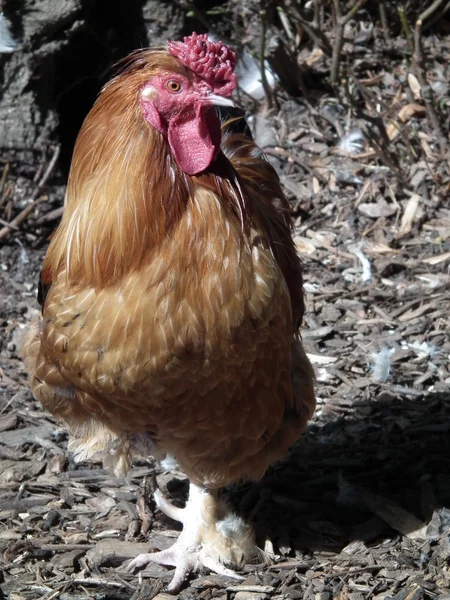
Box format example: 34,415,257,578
206,94,235,108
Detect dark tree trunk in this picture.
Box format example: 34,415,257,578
0,0,185,172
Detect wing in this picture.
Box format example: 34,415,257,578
220,125,305,331
37,268,52,312
219,122,315,463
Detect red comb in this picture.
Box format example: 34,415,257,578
167,32,236,97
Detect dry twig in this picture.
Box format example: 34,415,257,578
284,1,332,56
378,1,390,43
412,2,448,149
259,9,276,110
398,5,414,53
331,0,368,87
36,206,64,225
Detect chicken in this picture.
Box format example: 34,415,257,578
21,33,316,592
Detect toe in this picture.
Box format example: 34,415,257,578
126,554,151,573
200,554,245,581
126,548,177,572
154,488,185,523
166,554,198,593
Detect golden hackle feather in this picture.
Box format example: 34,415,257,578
220,129,305,331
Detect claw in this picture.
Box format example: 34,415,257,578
126,547,177,570
166,553,199,593
200,554,245,581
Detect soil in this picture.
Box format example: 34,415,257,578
0,2,449,599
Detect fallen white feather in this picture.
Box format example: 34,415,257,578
337,129,364,154
0,13,18,53
371,347,394,383
236,50,276,100
350,243,372,282
208,31,276,101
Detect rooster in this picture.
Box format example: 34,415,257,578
21,33,315,592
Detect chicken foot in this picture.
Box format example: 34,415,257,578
127,482,256,593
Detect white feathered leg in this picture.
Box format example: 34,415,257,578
127,482,257,593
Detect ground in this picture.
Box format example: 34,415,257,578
1,2,450,599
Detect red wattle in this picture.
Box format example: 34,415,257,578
168,105,221,175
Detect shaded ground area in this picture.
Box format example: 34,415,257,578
1,1,450,599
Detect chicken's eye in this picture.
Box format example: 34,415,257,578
167,80,182,93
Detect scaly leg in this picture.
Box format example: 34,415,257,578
126,482,259,593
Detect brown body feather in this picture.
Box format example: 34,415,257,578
22,50,315,488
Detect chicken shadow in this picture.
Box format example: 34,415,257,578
163,390,450,557
231,390,450,556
